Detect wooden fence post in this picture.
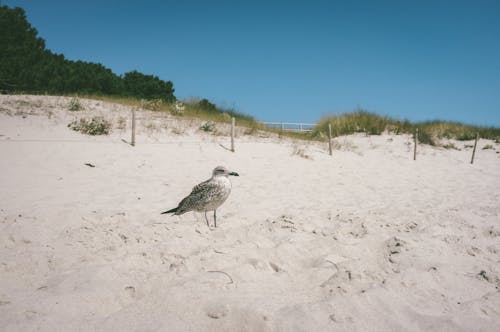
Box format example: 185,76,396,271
231,117,235,152
328,123,333,156
413,128,418,160
131,107,136,146
471,133,479,164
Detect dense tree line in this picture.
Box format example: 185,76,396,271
0,5,175,102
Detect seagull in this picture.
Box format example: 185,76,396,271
161,166,239,227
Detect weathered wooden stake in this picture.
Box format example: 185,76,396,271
413,128,418,160
131,107,136,146
328,123,333,156
230,117,235,152
471,133,479,164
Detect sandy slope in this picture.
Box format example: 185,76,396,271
1,95,499,331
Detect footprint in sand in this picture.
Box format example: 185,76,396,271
385,236,406,265
205,303,229,319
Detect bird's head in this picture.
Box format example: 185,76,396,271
212,166,239,177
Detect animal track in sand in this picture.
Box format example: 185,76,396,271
385,236,407,266
205,303,229,319
331,214,368,241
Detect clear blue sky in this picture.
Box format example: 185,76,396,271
4,0,500,126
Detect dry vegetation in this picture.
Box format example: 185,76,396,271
4,94,500,146
313,110,500,145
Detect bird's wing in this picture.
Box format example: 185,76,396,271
189,180,221,202
190,179,212,195
176,180,220,212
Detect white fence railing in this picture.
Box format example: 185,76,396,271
260,122,317,132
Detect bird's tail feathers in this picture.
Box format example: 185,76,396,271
161,207,178,215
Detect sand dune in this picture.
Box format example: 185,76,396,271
1,95,499,331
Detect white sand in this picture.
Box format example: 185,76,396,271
1,95,499,331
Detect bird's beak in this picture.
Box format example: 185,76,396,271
229,171,239,176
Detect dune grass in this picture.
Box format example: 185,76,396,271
72,93,265,130
313,111,412,136
68,94,500,145
313,110,500,145
417,121,500,142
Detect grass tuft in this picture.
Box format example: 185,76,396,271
68,97,83,111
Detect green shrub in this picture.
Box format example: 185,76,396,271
68,97,83,111
68,117,111,135
198,99,218,112
200,121,215,132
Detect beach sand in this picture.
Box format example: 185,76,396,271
1,95,499,331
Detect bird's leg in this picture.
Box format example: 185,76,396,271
214,210,217,228
204,211,210,227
